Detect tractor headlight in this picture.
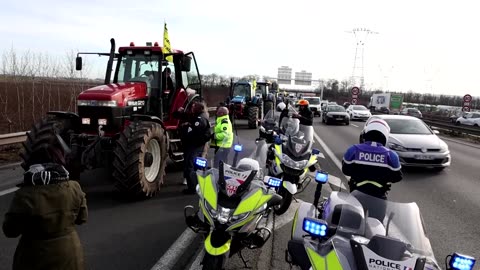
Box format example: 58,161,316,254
77,100,117,107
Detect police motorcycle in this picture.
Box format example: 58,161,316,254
184,136,284,270
266,105,320,215
259,109,279,143
287,171,477,270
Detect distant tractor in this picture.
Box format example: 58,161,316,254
20,38,203,198
226,80,276,129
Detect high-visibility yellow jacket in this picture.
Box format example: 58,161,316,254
211,115,233,148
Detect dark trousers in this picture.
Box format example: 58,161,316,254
213,147,230,169
184,146,205,191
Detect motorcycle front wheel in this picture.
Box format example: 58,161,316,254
274,185,293,215
202,253,226,270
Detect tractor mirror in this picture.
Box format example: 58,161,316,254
75,56,83,71
182,55,192,72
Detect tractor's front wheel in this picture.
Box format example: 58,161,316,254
113,121,167,198
247,106,259,129
20,118,82,180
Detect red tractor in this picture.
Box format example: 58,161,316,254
20,38,203,198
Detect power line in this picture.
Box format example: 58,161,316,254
346,28,379,90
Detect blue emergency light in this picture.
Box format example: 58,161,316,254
312,148,320,155
234,144,243,152
195,157,207,168
315,171,329,183
303,217,328,237
266,177,282,188
450,253,476,270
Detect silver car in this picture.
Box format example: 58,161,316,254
360,115,451,171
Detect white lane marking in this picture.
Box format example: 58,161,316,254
351,124,359,128
313,131,348,190
150,228,197,270
0,187,18,197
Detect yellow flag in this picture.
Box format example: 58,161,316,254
163,22,173,62
252,79,257,91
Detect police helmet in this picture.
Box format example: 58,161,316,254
363,118,390,146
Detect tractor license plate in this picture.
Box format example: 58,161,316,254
414,155,434,160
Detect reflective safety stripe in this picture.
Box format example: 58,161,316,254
308,155,317,166
356,180,383,188
274,144,282,168
226,214,256,231
292,208,299,239
306,247,343,270
204,233,231,256
233,189,272,216
198,174,217,209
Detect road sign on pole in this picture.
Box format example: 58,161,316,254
351,87,360,95
463,94,472,112
351,98,358,105
352,94,359,99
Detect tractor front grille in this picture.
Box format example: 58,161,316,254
78,106,124,134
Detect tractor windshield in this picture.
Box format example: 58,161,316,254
116,53,161,87
233,83,251,98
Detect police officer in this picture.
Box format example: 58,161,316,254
292,99,314,126
178,101,212,194
342,118,402,199
211,107,233,168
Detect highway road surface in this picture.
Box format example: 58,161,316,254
0,117,478,269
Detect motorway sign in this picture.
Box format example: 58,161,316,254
351,98,358,105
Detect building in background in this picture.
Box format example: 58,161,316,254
295,70,312,86
277,66,292,85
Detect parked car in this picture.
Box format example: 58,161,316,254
400,108,423,118
343,102,351,109
346,105,372,121
322,105,350,125
455,112,480,127
360,115,450,171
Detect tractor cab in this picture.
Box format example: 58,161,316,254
231,80,254,103
75,39,202,134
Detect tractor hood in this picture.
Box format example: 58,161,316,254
77,82,147,107
231,96,246,103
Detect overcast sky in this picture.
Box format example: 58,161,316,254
1,0,479,96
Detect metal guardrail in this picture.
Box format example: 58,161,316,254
0,132,27,146
423,119,480,137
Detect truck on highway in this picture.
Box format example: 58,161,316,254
368,93,404,114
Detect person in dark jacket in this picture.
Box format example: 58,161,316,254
176,101,212,194
342,118,402,199
293,99,314,126
3,127,88,270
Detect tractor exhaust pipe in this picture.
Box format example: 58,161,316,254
104,38,116,84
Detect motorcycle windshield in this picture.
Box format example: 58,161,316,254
262,110,277,130
280,117,300,137
338,190,435,257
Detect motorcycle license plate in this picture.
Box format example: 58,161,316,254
414,155,434,160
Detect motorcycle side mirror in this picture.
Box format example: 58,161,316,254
195,157,207,170
447,252,475,270
302,217,328,237
263,176,282,188
315,170,329,184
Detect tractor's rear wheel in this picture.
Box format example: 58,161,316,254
113,121,167,198
20,118,81,180
247,106,259,129
264,101,274,115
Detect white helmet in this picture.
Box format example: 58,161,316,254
363,118,390,145
277,102,286,111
